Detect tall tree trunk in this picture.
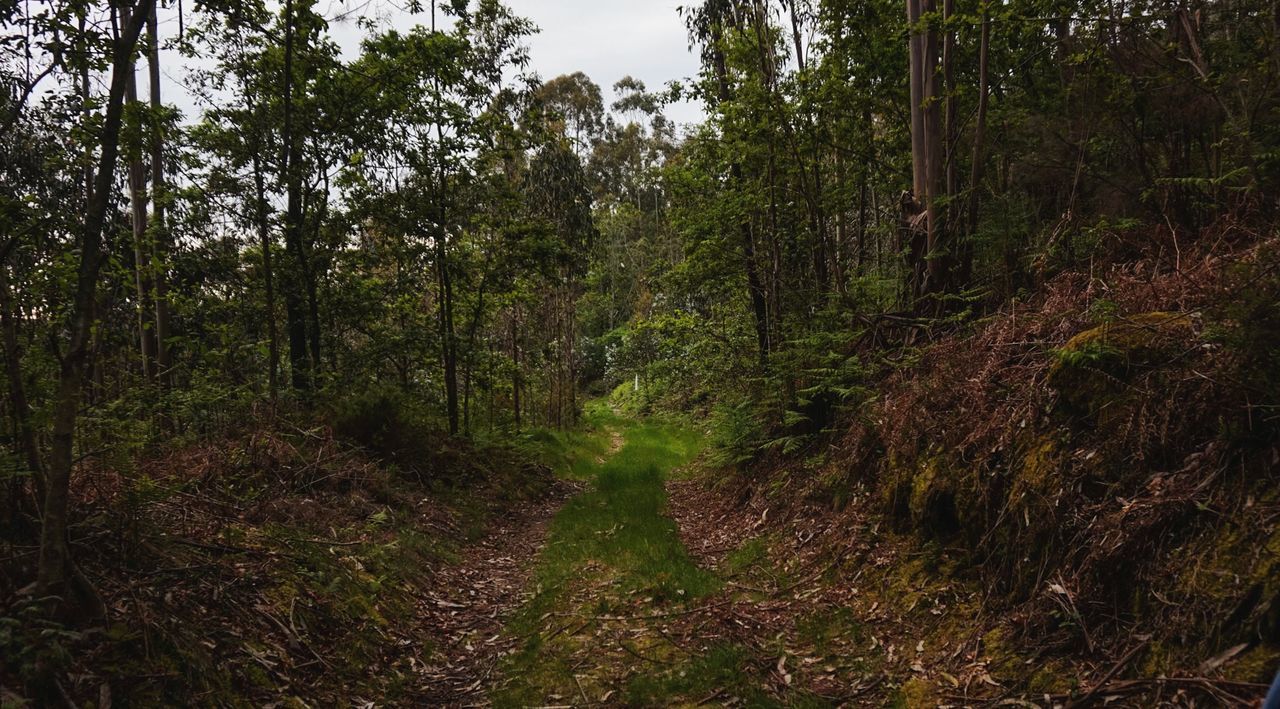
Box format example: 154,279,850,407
432,0,459,435
709,17,770,369
251,137,280,404
438,237,458,435
148,8,172,385
0,263,42,531
905,0,930,303
963,1,992,286
566,286,577,425
907,0,927,202
124,12,157,381
306,174,326,376
39,0,151,610
461,274,490,436
939,0,960,294
282,0,311,392
511,311,521,431
922,0,947,300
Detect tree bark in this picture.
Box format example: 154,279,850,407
511,310,521,431
0,263,42,532
124,11,158,381
148,8,172,385
922,0,947,300
250,127,280,404
282,0,311,392
709,15,770,369
963,1,992,286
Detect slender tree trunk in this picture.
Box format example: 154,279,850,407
907,0,927,201
566,286,577,425
905,0,930,303
148,8,172,385
922,0,947,299
710,18,770,369
0,264,42,530
438,242,458,435
124,13,157,381
282,0,311,392
461,274,489,437
963,1,992,286
39,0,151,610
251,138,280,403
306,175,326,376
432,0,459,435
511,311,521,431
938,0,959,295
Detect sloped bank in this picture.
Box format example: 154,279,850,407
0,393,572,706
699,227,1280,705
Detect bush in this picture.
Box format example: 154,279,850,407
706,398,767,469
326,387,445,483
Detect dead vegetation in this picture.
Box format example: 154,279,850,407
0,415,569,706
670,221,1280,705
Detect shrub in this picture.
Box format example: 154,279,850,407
326,387,446,483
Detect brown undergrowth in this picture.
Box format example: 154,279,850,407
0,416,568,706
676,221,1280,706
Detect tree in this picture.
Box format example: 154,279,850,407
38,0,154,610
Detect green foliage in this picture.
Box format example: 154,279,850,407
707,398,768,468
624,644,777,707
0,597,80,692
1050,339,1120,370
1216,247,1280,439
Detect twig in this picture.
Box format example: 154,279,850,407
1065,637,1149,708
279,536,365,547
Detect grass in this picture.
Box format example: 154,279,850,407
515,400,620,479
494,404,717,704
495,404,839,707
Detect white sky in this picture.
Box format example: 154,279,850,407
486,0,704,125
156,0,706,127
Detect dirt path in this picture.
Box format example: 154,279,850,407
412,478,581,705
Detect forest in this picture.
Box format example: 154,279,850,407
2,0,1279,705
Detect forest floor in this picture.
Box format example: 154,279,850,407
441,404,1271,707
461,406,914,707
12,398,1267,706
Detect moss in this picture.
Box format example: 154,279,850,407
796,607,864,652
1026,661,1075,694
907,457,960,536
895,678,937,708
980,627,1024,679
1139,640,1178,677
1048,311,1196,421
1005,434,1066,557
1227,644,1280,683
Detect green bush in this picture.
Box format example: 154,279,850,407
706,398,767,469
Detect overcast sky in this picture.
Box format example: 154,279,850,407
157,0,705,127
473,0,705,125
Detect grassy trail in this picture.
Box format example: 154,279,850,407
493,404,838,708
494,404,721,705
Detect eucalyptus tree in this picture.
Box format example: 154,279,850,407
537,71,604,156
